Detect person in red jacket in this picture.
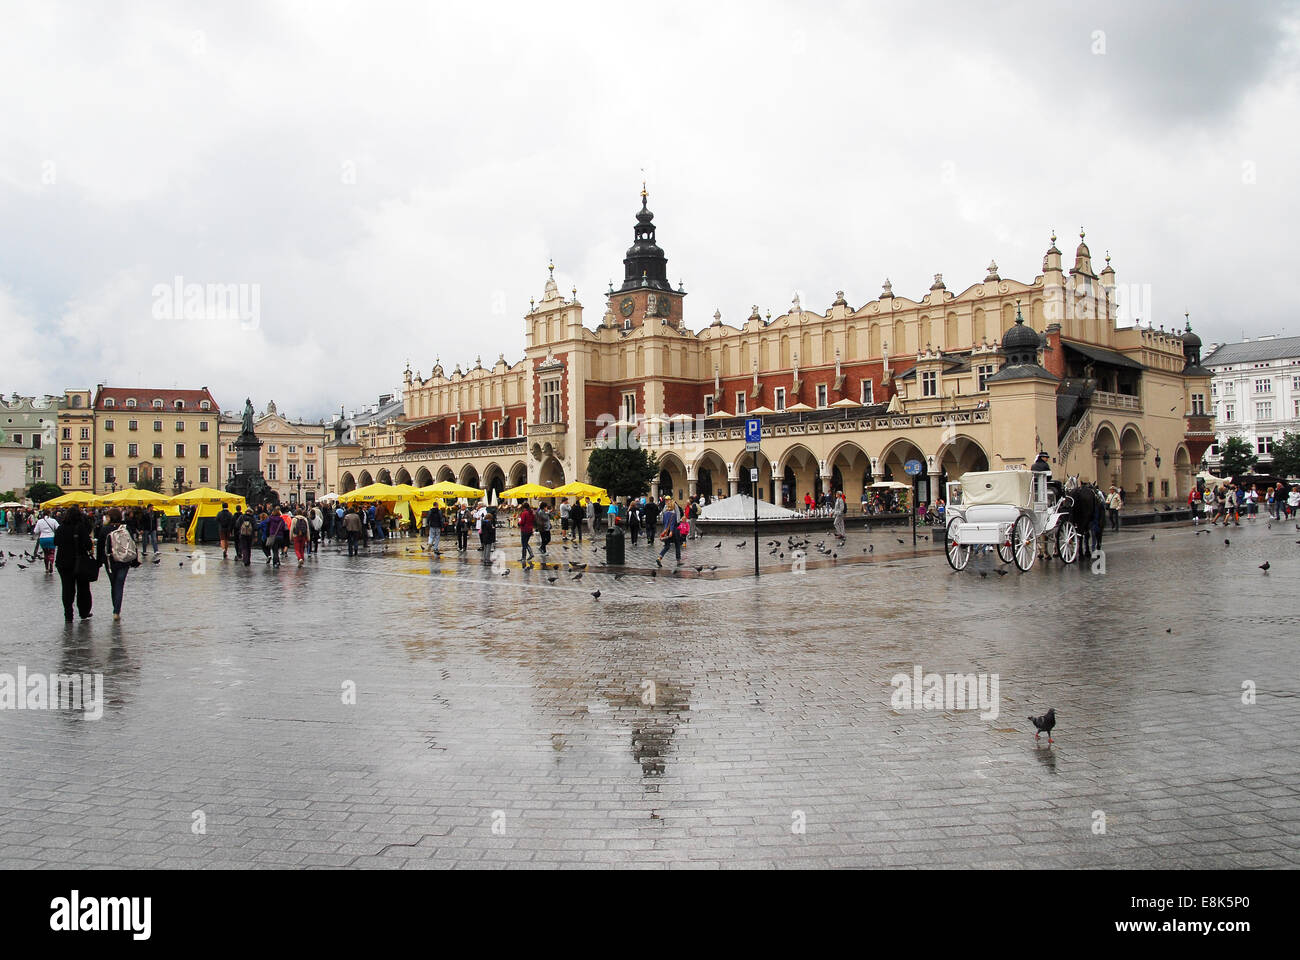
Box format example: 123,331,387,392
518,502,536,563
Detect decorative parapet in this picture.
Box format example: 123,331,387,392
339,439,525,467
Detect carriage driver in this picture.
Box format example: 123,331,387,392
1030,451,1052,478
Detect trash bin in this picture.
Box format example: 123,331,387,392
605,525,625,565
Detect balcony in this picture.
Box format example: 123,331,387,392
1092,390,1142,412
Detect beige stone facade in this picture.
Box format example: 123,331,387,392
333,198,1213,508
218,402,330,504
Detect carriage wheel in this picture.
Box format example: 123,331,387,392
1055,519,1080,564
996,540,1014,564
1012,515,1037,571
944,521,970,571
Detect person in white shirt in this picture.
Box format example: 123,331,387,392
33,511,60,573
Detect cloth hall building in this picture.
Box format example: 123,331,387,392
328,192,1214,508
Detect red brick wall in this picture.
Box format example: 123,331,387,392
1042,328,1066,380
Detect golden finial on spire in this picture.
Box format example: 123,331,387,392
547,259,554,276
1080,227,1086,240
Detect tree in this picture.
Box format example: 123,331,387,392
28,480,63,504
1219,436,1258,479
585,445,659,498
1270,431,1300,480
135,474,163,493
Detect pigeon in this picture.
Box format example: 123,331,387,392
1150,534,1156,541
1225,539,1230,546
1028,707,1056,744
152,557,161,565
714,541,722,549
1166,628,1171,633
868,545,874,553
547,577,558,583
694,565,704,572
179,562,184,567
978,571,988,579
1259,561,1270,572
591,590,601,599
995,569,1008,577
500,569,509,576
16,563,27,570
735,541,746,548
708,565,718,571
614,573,626,581
896,538,905,544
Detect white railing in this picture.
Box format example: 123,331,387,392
1093,390,1142,411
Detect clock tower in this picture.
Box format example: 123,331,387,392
610,186,685,330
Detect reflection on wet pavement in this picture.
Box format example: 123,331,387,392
0,521,1296,868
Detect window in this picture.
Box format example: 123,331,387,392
306,463,315,481
153,467,163,482
975,365,994,392
32,461,42,479
449,425,458,443
104,398,115,408
227,443,235,453
61,445,71,460
153,443,163,458
61,427,71,440
921,371,938,397
104,420,114,431
541,378,561,424
200,400,210,410
470,423,479,441
199,443,209,459
199,420,209,432
306,445,314,454
11,433,21,446
172,399,183,410
1191,393,1205,415
79,445,89,460
153,420,162,431
79,427,89,440
125,398,136,408
61,469,71,486
128,443,138,458
774,387,786,411
31,433,39,449
288,445,297,454
288,462,298,481
735,392,746,415
128,467,138,483
1211,382,1218,396
199,467,209,484
1258,436,1274,456
1295,398,1300,419
492,420,500,439
103,467,115,484
622,391,636,421
1254,378,1272,393
103,442,114,457
1293,375,1300,392
175,420,185,431
175,443,185,458
228,463,237,479
516,418,524,436
816,384,828,408
861,380,875,404
268,444,277,454
1257,401,1273,421
153,399,163,409
79,469,89,486
704,394,715,416
1223,404,1234,422
267,463,277,481
128,419,138,431
173,466,185,484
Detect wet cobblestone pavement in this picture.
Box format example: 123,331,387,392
1,519,1297,869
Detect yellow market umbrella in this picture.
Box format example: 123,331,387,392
339,482,401,503
40,491,97,509
98,488,174,508
550,481,607,500
498,483,554,500
169,487,247,508
426,480,486,500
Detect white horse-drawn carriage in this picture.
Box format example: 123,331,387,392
943,469,1082,572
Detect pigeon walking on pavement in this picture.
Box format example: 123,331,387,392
1029,708,1056,745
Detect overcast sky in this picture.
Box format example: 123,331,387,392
2,0,1297,420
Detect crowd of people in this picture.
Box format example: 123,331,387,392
1188,481,1298,525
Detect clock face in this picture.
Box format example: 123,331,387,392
619,297,635,318
657,296,672,317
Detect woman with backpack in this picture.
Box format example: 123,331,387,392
98,507,139,621
290,509,311,566
656,498,684,566
52,506,97,622
33,510,59,574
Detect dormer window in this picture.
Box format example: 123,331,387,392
200,400,210,410
125,398,136,408
152,399,163,409
174,399,185,410
104,398,115,407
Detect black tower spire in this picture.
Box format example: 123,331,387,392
617,186,671,293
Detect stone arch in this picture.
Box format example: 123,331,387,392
376,468,393,485
1093,421,1120,488
877,437,927,505
436,465,456,484
415,467,433,487
508,460,528,489
481,462,507,502
394,467,412,485
357,470,373,487
827,439,872,503
1120,425,1144,497
656,450,688,502
691,448,729,501
459,463,480,489
1174,444,1192,499
777,443,819,508
733,448,775,501
339,471,357,493
935,435,990,484
538,456,564,488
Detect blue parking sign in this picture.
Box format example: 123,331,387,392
745,417,761,450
